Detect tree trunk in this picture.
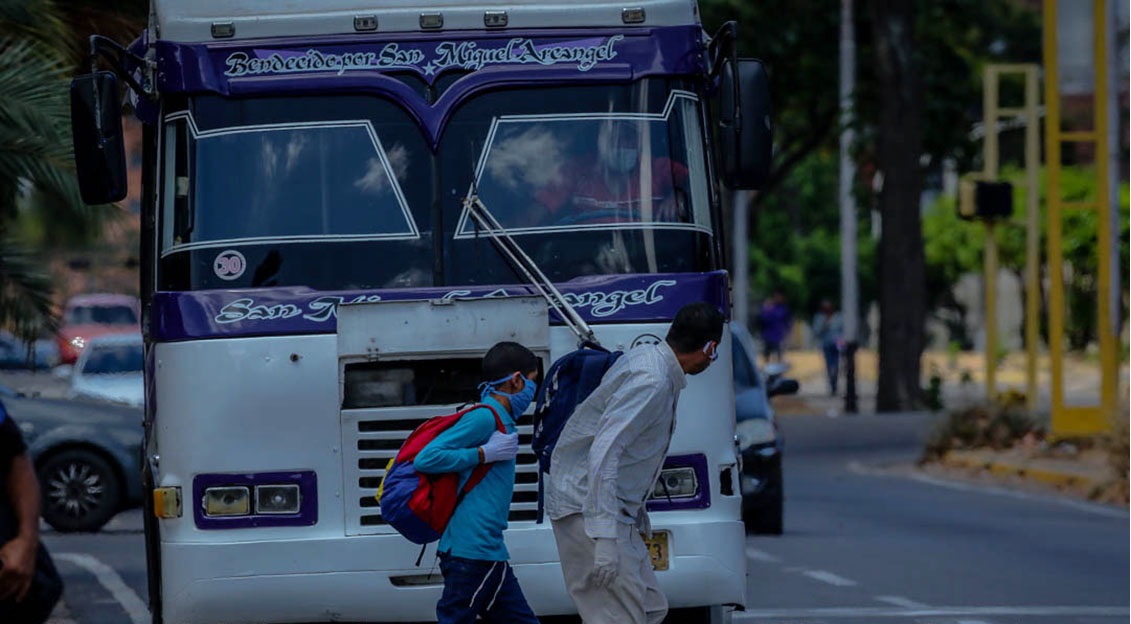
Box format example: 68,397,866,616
869,0,926,411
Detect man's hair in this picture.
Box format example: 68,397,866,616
666,302,725,354
482,341,539,382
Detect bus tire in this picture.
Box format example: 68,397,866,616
663,605,733,624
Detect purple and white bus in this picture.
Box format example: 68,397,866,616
70,1,772,622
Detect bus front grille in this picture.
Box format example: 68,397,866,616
342,408,539,536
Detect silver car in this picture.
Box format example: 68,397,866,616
732,324,799,534
67,333,144,407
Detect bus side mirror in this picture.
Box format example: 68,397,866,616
718,59,772,190
70,72,127,204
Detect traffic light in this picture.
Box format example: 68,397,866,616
958,178,1014,221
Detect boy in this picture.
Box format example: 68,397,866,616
414,341,541,624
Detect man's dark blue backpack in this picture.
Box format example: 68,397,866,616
531,343,623,523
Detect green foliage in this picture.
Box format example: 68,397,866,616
923,166,1131,350
0,0,134,340
855,0,1041,173
746,150,877,318
700,0,1042,342
699,0,839,197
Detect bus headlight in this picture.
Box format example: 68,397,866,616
202,486,250,516
645,455,709,511
194,471,317,529
255,484,301,514
652,467,698,499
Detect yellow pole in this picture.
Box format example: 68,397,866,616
1043,0,1112,437
1024,65,1040,413
985,221,998,401
1043,0,1066,431
1093,0,1115,424
983,65,1000,401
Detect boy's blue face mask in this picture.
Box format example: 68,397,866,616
479,374,538,417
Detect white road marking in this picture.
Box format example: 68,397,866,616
875,595,930,608
56,553,148,624
745,546,781,562
732,605,1129,620
797,569,859,587
848,461,1131,520
46,599,79,624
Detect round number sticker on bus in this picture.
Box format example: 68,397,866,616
214,250,247,281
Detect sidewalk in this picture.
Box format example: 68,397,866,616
769,349,1129,507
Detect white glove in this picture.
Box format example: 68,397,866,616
591,538,620,588
635,508,652,539
480,431,519,464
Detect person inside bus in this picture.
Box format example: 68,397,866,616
533,119,690,228
413,342,541,624
545,302,725,624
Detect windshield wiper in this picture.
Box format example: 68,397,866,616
462,191,599,348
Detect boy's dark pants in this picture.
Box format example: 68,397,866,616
437,553,539,624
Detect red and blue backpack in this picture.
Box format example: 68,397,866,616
377,404,504,548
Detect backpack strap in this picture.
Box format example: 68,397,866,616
458,403,505,498
536,470,546,524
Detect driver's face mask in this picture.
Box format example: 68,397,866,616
606,147,639,173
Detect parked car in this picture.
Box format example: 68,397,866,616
57,293,140,364
65,333,144,407
0,330,59,370
732,324,799,535
0,384,143,532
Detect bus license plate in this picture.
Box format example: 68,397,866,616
644,531,670,571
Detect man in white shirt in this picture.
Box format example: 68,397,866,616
546,302,724,624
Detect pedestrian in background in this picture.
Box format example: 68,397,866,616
812,300,844,396
546,302,724,624
0,401,63,624
757,291,792,364
413,341,541,624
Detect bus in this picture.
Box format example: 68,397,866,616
70,1,772,622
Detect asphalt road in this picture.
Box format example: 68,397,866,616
737,412,1130,624
40,411,1129,624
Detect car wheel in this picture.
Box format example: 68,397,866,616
39,449,122,532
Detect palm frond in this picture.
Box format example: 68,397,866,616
0,237,57,341
0,39,72,134
0,128,83,210
0,0,69,54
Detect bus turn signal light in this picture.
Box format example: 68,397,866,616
153,487,182,519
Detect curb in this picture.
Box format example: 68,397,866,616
941,451,1107,491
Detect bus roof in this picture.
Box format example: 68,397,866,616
153,0,702,42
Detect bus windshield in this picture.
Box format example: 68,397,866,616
158,80,716,291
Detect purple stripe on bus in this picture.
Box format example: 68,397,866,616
150,271,729,342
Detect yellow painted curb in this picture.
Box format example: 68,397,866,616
940,451,1105,491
